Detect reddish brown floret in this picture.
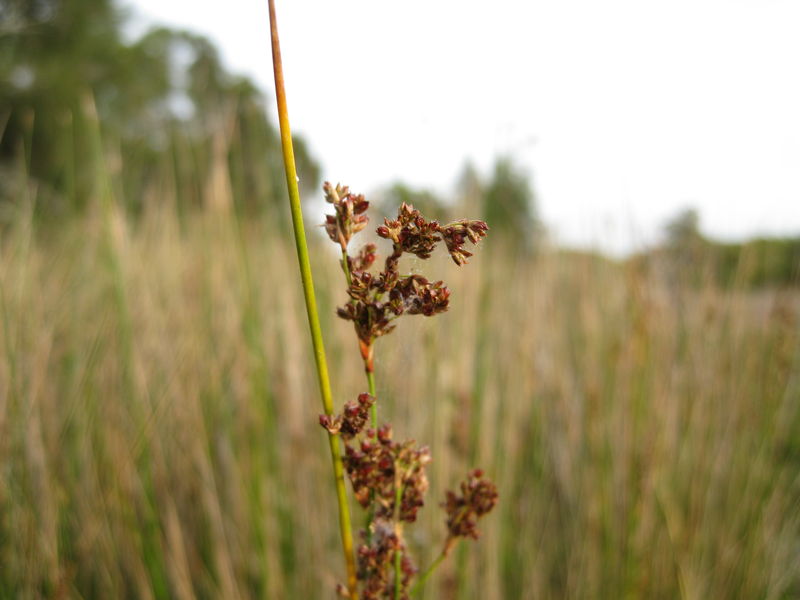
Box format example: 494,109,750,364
323,181,370,250
354,519,415,600
440,220,489,265
443,469,499,540
376,202,442,260
321,183,494,598
349,243,378,274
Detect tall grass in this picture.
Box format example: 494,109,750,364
267,4,356,594
0,158,798,597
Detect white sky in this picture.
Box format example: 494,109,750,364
125,0,800,254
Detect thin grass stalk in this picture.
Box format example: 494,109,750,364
340,247,378,427
366,368,377,428
393,471,405,600
341,249,353,287
267,1,358,596
410,548,449,597
365,368,378,539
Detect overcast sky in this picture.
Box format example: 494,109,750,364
125,0,800,253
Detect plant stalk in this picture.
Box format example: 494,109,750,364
365,363,378,544
342,244,379,540
366,368,377,427
341,248,353,286
267,1,357,596
393,474,405,600
410,539,457,597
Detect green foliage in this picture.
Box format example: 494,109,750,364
483,156,541,253
664,207,702,248
1,205,798,598
0,0,320,218
655,208,799,288
376,182,448,221
714,236,800,287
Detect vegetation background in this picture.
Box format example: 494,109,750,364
1,1,799,598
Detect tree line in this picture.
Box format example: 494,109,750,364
637,208,800,288
3,0,792,286
1,0,319,220
1,0,539,251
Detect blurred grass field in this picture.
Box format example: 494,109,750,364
3,2,800,597
1,164,798,598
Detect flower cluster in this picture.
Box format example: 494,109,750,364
336,271,451,349
319,393,375,441
440,219,490,266
348,243,378,274
392,275,450,316
324,181,370,251
377,202,442,262
323,187,488,363
321,183,497,598
443,469,499,541
351,520,416,600
375,202,489,267
323,408,430,599
340,424,431,522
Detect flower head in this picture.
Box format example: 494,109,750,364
320,393,376,441
440,220,489,265
377,202,441,260
323,181,370,251
443,469,498,540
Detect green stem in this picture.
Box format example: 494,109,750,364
364,366,377,542
394,477,404,600
268,2,357,597
341,244,375,430
341,248,352,286
410,546,451,597
394,548,403,600
366,368,377,428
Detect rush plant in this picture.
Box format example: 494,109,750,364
268,3,496,598
320,184,497,598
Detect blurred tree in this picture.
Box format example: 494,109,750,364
455,160,483,216
375,181,447,221
660,207,709,285
635,208,799,288
714,237,800,288
664,207,703,248
2,0,131,206
483,156,542,253
0,0,319,218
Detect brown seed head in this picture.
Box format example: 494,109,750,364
319,413,342,435
355,518,412,599
443,469,498,540
440,219,489,265
376,203,442,260
322,181,370,251
349,243,378,274
341,425,432,524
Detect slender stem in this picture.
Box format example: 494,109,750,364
393,475,405,600
267,2,357,597
341,248,352,286
364,366,378,542
341,241,381,543
340,238,375,429
341,246,377,429
394,546,403,600
366,368,377,428
410,546,451,597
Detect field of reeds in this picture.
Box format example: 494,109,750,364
1,168,798,599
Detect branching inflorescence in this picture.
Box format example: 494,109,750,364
321,182,497,599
